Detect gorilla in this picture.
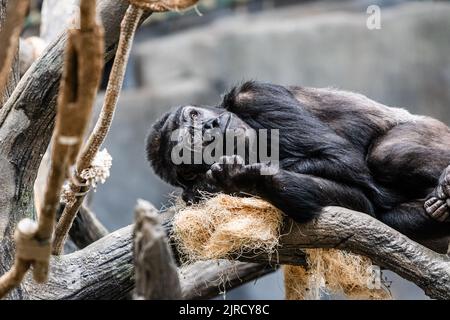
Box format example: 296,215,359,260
147,81,450,244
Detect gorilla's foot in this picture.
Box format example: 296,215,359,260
425,166,450,222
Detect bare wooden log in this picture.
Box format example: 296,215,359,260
25,206,450,300
180,261,277,300
25,225,135,300
67,204,176,251
67,204,109,249
133,200,181,299
35,0,103,252
276,206,450,300
15,206,450,300
129,0,199,12
23,225,274,300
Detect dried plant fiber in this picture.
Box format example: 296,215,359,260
172,194,391,300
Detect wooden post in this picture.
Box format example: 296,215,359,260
133,200,182,300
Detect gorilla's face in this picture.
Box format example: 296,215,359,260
147,105,253,203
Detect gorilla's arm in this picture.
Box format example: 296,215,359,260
207,156,375,222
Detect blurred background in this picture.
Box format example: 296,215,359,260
27,0,450,299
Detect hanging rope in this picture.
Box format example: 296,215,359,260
0,0,104,299
0,0,29,100
52,0,199,255
129,0,199,12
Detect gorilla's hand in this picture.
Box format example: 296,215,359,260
425,165,450,222
206,155,275,194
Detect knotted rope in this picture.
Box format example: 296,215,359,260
0,0,104,298
52,0,199,255
129,0,199,12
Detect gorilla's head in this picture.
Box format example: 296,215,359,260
146,104,252,203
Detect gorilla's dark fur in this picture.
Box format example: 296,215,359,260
147,81,450,244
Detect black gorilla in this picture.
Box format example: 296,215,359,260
147,81,450,243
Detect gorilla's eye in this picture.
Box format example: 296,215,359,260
190,110,199,120
182,171,198,181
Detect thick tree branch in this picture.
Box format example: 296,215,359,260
21,206,450,300
180,261,277,300
66,204,109,249
24,225,272,300
276,206,450,300
25,225,135,300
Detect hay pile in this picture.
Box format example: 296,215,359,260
172,194,283,260
284,250,390,300
172,194,391,300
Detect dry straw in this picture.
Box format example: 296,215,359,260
285,249,391,300
172,194,283,261
172,194,391,300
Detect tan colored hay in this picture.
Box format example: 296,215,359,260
285,249,391,300
172,194,391,300
172,194,283,260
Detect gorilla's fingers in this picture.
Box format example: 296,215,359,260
233,155,245,165
431,204,449,222
218,155,244,165
425,197,445,212
425,197,449,222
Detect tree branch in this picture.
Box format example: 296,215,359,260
276,206,450,300
25,225,135,300
24,224,273,300
180,261,277,300
66,204,109,249
21,206,450,300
